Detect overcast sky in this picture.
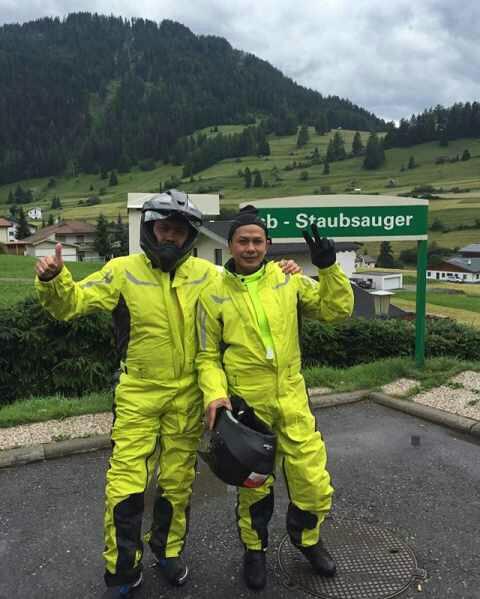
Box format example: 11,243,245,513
1,0,479,122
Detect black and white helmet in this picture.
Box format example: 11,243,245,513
199,396,277,488
140,189,203,271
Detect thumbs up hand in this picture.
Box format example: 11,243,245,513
36,243,64,281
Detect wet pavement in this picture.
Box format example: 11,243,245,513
1,401,479,599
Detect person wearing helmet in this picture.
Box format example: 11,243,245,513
196,205,354,590
34,190,219,598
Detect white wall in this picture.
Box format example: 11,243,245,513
427,269,479,283
26,242,77,262
353,273,403,290
193,236,227,265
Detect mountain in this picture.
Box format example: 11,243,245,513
0,12,384,184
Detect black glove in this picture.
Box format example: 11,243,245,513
302,224,336,269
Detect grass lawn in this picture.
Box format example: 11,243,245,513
0,254,104,279
0,255,105,307
2,357,479,428
395,290,480,313
0,281,35,307
391,297,480,329
0,392,112,428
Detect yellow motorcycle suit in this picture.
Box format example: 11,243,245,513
36,253,217,586
196,260,353,550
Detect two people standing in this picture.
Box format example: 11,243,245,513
35,192,353,596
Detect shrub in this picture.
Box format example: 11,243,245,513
138,158,156,171
2,300,480,405
0,297,116,404
300,317,480,368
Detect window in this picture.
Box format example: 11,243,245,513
427,271,431,277
76,235,84,243
214,249,223,266
441,273,446,278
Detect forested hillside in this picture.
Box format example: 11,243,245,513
0,12,384,184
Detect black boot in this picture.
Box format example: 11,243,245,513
102,572,143,598
156,556,189,586
298,540,336,577
243,550,267,590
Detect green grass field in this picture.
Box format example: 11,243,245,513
395,290,480,313
0,255,105,306
2,126,480,228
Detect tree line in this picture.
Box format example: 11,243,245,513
383,102,480,149
0,12,384,184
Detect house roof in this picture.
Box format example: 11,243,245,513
353,271,403,277
444,257,480,273
0,218,13,227
459,244,480,254
22,220,96,244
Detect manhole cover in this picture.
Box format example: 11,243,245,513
277,519,423,599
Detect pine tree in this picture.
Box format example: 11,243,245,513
323,161,330,175
407,156,416,169
94,213,112,259
376,241,395,268
314,114,329,135
296,125,309,148
109,171,118,186
244,167,252,189
363,132,385,169
253,170,263,187
16,208,31,239
352,131,364,156
461,149,471,161
47,213,55,226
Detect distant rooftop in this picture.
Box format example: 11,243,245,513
445,257,480,273
459,244,480,254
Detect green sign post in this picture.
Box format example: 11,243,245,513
243,196,429,367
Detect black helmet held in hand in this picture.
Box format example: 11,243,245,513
140,189,203,272
199,396,277,488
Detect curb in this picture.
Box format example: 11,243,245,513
310,389,369,408
0,434,111,470
369,392,480,439
1,389,479,470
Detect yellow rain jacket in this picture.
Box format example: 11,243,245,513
196,260,353,550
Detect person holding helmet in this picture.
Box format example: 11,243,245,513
196,205,354,590
34,190,218,597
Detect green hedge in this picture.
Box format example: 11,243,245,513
301,317,480,367
1,297,480,405
0,297,117,404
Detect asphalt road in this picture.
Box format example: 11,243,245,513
1,401,479,599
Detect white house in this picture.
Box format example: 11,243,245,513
427,243,480,283
127,193,220,255
351,271,403,290
0,218,16,243
22,220,101,262
25,239,78,262
27,207,43,220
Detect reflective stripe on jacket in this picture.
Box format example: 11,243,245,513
196,261,354,407
35,254,218,378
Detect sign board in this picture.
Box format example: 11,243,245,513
241,196,428,241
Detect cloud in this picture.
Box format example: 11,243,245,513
0,0,479,122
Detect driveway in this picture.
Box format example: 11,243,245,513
0,401,479,599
